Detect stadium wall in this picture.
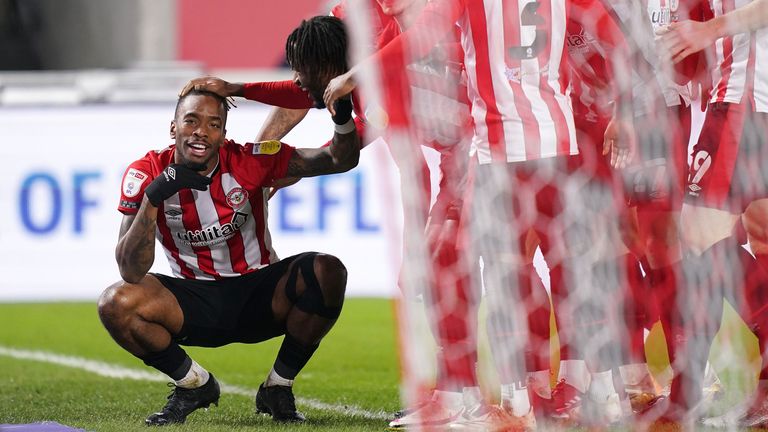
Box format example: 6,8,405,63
0,103,406,301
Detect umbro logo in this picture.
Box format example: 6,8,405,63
163,166,176,181
689,184,702,192
165,209,182,217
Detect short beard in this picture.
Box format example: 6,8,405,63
176,143,215,171
184,161,208,171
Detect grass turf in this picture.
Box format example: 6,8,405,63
0,299,400,431
0,299,764,431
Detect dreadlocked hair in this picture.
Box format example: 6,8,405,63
286,15,348,77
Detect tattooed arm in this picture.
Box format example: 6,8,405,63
115,196,157,283
256,107,310,141
284,122,361,178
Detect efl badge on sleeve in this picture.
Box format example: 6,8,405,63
123,168,148,198
252,140,282,155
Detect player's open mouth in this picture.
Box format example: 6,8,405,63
187,142,209,157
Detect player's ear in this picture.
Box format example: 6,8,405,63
170,120,177,139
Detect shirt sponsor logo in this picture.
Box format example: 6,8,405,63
225,187,249,210
123,168,149,198
176,211,249,247
649,7,672,26
252,140,281,155
566,29,597,54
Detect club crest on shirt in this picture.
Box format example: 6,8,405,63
252,140,281,155
123,168,148,198
225,187,249,210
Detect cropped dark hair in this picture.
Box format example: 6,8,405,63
175,89,231,121
286,15,348,77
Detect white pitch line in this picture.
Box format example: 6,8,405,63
0,345,390,420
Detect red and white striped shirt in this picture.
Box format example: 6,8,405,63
118,140,294,280
710,0,768,112
458,0,578,164
373,0,629,164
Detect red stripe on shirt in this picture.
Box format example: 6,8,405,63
467,0,508,161
250,188,272,265
156,203,196,279
178,189,221,279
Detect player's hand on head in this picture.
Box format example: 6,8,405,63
180,76,237,98
602,116,635,170
144,163,213,207
323,72,356,116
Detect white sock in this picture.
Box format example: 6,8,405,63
265,367,293,387
587,370,616,401
462,386,482,409
527,369,552,398
175,360,210,389
558,360,589,393
619,363,651,388
501,383,531,417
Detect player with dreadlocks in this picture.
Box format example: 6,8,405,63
183,6,482,429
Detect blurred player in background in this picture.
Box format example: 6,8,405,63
97,88,360,425
324,0,644,428
181,9,484,429
561,3,747,427
657,0,768,426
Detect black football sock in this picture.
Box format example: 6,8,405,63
272,333,319,382
141,343,191,380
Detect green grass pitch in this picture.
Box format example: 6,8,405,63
0,299,400,431
0,299,763,431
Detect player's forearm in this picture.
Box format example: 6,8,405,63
715,0,768,35
256,106,310,141
116,198,157,283
328,122,361,173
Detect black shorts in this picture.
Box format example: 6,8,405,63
154,253,310,348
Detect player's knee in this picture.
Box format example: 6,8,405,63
313,253,347,304
97,281,141,327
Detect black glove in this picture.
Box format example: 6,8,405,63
144,163,212,207
331,97,353,125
